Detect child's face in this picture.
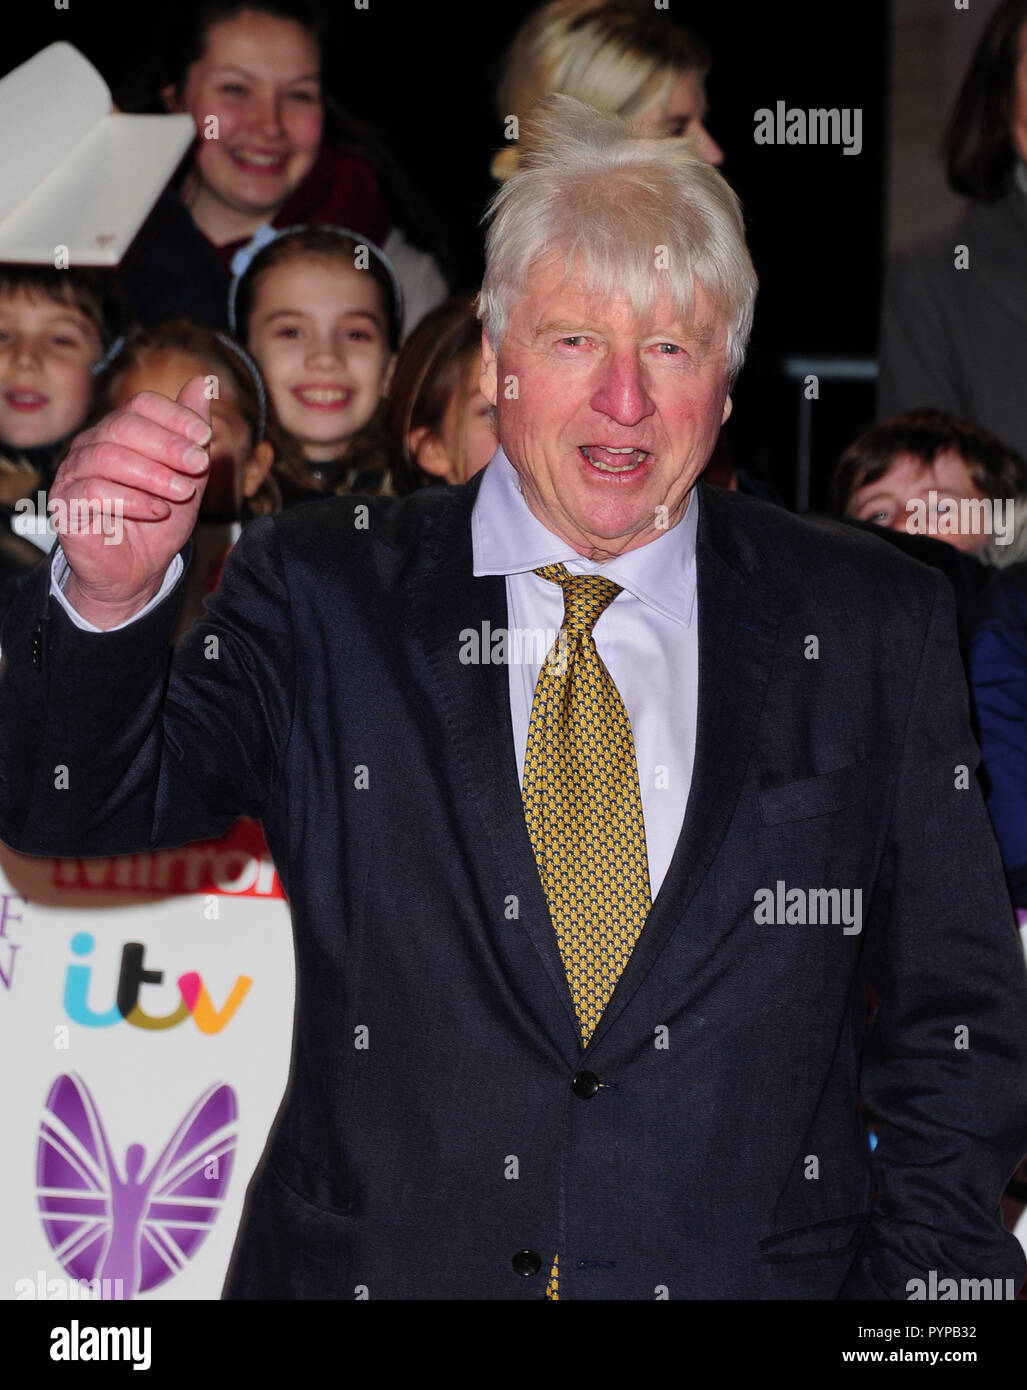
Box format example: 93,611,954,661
114,349,272,504
168,10,323,221
446,356,499,482
416,355,497,486
247,258,394,462
0,290,102,449
846,451,989,554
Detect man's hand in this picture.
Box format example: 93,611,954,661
50,376,212,629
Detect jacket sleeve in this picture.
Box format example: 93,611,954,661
970,572,1027,908
841,571,1027,1298
0,515,294,859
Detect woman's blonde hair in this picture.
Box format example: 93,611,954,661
493,0,710,181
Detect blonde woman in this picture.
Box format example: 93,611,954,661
492,0,722,181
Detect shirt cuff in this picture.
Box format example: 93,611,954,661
50,548,184,632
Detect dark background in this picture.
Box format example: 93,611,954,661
6,0,891,508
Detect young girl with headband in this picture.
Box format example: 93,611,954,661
230,224,401,501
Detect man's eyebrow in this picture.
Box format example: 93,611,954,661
533,320,590,338
532,319,717,345
687,322,716,350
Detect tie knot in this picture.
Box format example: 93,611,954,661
534,563,621,635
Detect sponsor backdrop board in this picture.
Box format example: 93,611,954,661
2,833,1025,1300
0,820,294,1301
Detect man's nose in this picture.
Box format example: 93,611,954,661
590,350,655,426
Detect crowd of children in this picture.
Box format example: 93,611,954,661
0,237,495,616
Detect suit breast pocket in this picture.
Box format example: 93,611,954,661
758,758,870,826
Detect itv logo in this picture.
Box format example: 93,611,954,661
64,932,252,1033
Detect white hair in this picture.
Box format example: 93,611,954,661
479,95,757,383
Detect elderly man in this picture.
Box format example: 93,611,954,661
1,97,1025,1301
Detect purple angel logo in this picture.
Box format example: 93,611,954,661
36,1072,237,1299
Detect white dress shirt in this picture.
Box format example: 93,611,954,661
472,448,699,900
51,449,700,897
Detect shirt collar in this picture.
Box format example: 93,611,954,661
471,446,699,629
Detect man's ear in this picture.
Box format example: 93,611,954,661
242,440,275,498
480,330,498,408
721,393,733,425
408,426,453,481
160,83,181,114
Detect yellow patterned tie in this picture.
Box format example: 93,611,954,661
521,564,653,1300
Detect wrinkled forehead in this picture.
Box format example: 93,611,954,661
517,246,724,343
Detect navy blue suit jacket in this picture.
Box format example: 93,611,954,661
2,474,1025,1299
972,562,1027,907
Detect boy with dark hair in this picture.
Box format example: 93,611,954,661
0,265,131,582
833,408,1027,558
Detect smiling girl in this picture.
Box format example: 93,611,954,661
118,1,390,331
231,225,401,501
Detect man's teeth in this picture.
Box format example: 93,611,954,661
582,446,647,472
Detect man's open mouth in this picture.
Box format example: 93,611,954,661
580,445,649,473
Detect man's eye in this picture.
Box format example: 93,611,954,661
219,84,248,97
288,90,319,104
559,336,588,347
655,343,683,355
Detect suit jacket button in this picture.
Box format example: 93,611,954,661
571,1069,600,1099
512,1249,541,1277
31,620,43,671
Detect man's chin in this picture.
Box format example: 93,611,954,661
560,503,668,558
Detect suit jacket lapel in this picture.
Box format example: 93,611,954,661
582,481,783,1056
406,475,583,1050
